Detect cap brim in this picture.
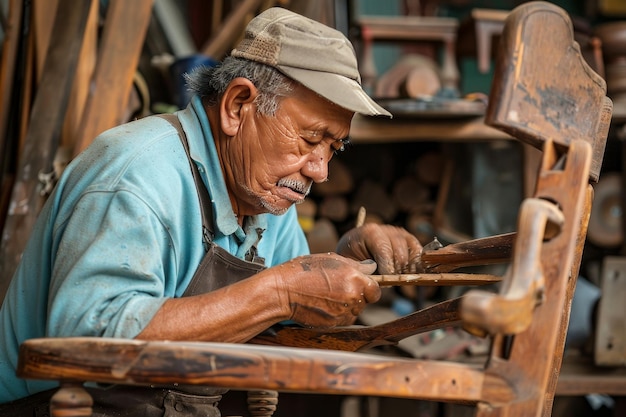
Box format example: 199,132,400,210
278,66,392,118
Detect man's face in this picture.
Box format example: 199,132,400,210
226,84,354,216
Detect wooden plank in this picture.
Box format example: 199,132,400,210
72,0,154,156
0,0,92,302
32,0,59,83
60,0,98,152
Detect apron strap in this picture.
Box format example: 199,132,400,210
158,113,215,251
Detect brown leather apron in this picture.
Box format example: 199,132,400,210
0,115,266,417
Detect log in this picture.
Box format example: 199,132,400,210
391,175,430,213
414,150,445,186
318,195,349,222
351,180,397,223
312,158,353,196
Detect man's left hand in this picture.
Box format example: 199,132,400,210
336,223,423,274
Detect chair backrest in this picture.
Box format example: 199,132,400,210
485,1,611,183
16,2,612,417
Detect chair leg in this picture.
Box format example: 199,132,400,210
247,390,278,416
50,382,93,417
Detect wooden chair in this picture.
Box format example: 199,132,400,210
16,2,613,416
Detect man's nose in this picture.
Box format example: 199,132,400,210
302,147,331,183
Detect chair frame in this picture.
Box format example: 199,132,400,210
16,2,613,417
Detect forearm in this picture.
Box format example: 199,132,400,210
136,274,290,343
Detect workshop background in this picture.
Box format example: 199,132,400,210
1,0,626,416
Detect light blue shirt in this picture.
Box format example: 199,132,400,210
0,96,309,402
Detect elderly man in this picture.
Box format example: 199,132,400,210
0,7,422,415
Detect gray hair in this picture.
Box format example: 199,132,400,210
184,56,294,115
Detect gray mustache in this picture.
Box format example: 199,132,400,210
277,178,311,195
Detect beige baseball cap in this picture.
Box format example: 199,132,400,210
231,7,391,118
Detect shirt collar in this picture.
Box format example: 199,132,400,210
177,95,267,238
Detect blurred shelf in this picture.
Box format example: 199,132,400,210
350,113,512,143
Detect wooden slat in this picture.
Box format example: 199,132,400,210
372,273,501,286
60,0,99,151
32,0,59,83
72,0,154,156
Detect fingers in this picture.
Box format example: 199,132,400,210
275,253,381,328
385,227,422,273
362,224,422,274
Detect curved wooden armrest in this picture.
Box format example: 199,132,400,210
461,198,564,335
17,337,515,405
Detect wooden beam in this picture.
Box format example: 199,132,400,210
72,0,154,156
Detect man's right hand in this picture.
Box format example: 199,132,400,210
271,253,381,328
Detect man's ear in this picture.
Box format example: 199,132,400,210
220,78,259,136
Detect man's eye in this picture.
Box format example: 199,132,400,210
300,135,321,146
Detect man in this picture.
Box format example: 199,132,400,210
0,7,422,415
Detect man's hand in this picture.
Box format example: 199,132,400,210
336,223,423,274
272,253,381,328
